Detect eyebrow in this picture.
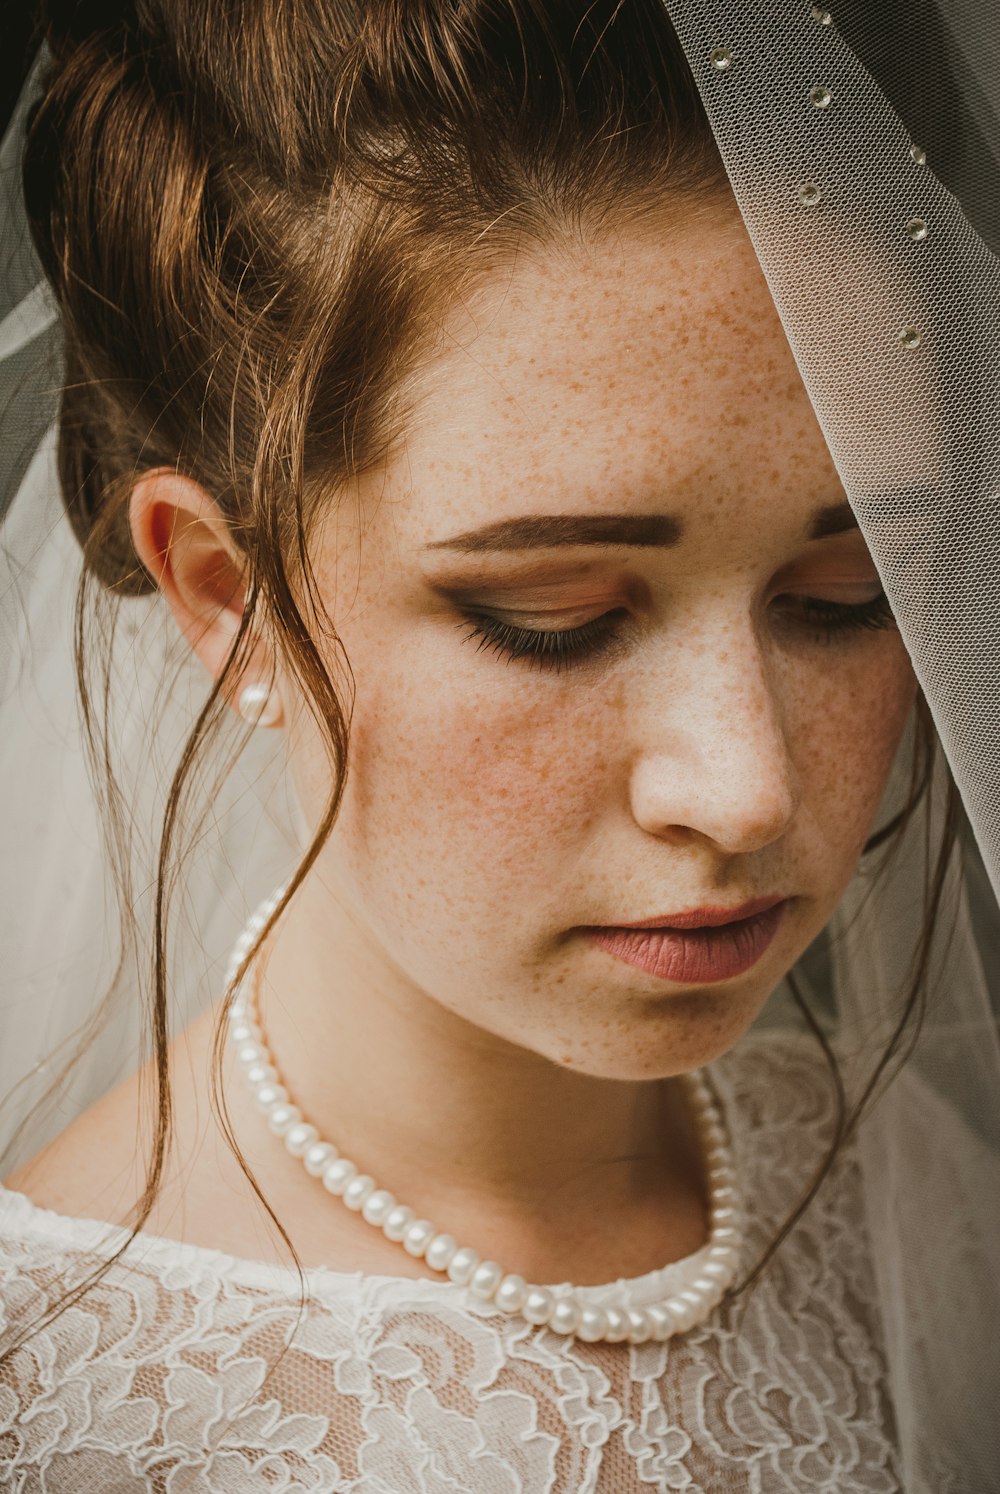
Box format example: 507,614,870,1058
425,514,682,552
424,500,860,554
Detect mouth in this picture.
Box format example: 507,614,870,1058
582,897,789,985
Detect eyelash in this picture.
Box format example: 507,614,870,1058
457,592,896,673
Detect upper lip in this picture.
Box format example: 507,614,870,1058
595,895,788,931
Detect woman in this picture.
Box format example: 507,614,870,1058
1,2,998,1489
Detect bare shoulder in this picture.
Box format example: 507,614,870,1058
4,1071,148,1225
0,1004,373,1273
2,1005,219,1229
1,1004,426,1276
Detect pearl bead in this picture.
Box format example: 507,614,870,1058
647,1304,676,1341
342,1175,376,1212
402,1219,436,1258
230,1021,261,1045
468,1261,503,1301
245,1062,278,1087
446,1247,480,1285
494,1274,528,1313
361,1189,396,1227
322,1158,358,1196
710,1225,742,1248
268,1103,302,1137
577,1305,608,1343
549,1297,581,1335
663,1300,691,1335
690,1275,725,1307
708,1163,736,1188
303,1142,337,1177
521,1287,555,1325
238,1041,266,1067
627,1308,652,1344
700,1259,733,1283
603,1307,631,1343
708,1245,739,1272
424,1234,458,1272
383,1205,415,1242
254,1082,287,1112
284,1122,319,1158
678,1286,707,1319
664,1295,698,1332
238,682,282,726
712,1206,740,1230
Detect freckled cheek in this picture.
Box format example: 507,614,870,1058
344,669,609,861
793,644,917,860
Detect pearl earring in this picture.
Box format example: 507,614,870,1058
237,683,283,728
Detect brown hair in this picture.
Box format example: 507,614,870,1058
3,0,958,1360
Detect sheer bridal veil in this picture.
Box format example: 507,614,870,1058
2,4,999,1490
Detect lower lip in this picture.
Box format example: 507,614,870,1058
585,903,787,985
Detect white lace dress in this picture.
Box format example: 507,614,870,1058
0,1030,900,1493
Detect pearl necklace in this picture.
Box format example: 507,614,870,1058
226,888,744,1345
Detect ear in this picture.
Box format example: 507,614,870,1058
129,470,283,724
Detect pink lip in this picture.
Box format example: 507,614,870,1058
584,898,788,985
610,895,787,931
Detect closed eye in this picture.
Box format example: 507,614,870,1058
774,591,896,637
455,589,897,674
455,608,625,672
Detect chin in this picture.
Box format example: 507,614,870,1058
531,985,768,1083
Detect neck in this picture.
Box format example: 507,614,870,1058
243,875,708,1278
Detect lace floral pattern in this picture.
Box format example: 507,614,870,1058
0,1031,901,1492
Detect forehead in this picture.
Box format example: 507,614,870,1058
363,203,842,540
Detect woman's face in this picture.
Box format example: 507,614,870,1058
288,204,916,1081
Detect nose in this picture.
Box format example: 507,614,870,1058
627,636,800,856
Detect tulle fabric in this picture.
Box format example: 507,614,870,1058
660,4,1000,1482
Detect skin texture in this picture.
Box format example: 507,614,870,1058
8,204,918,1284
